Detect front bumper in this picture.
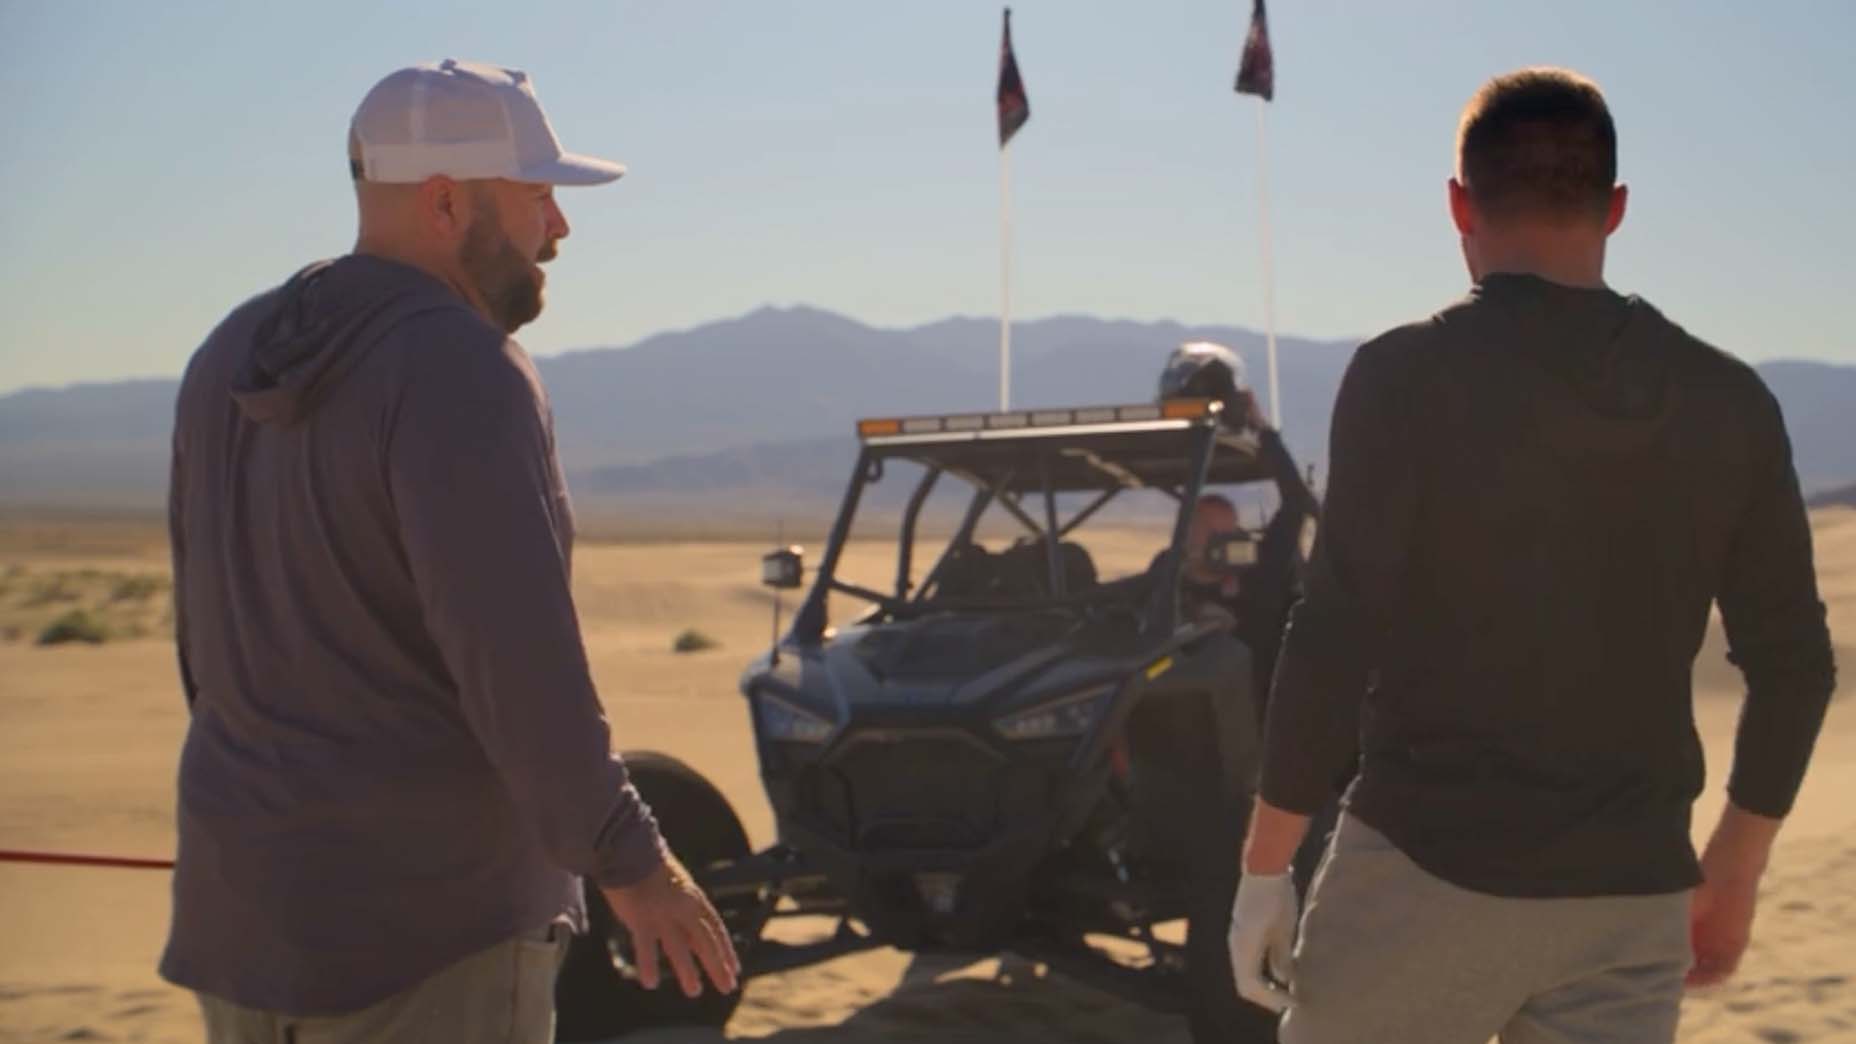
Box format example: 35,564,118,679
762,725,1078,948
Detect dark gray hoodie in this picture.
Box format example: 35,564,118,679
161,255,665,1014
1260,273,1834,898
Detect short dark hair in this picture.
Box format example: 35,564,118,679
1456,67,1617,221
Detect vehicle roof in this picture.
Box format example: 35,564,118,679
854,400,1271,493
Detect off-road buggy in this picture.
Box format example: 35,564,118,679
557,398,1309,1043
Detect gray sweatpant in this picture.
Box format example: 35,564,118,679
197,922,569,1044
1280,815,1692,1044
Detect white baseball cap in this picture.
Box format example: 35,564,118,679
349,58,624,185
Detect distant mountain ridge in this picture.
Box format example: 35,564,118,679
1808,482,1856,510
1,306,1851,504
541,306,1352,474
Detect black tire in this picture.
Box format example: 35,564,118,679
555,751,757,1041
1128,642,1280,1044
1183,798,1282,1044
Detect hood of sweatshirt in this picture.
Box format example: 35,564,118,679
230,255,469,426
1471,272,1675,423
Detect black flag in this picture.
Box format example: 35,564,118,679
1235,0,1274,101
997,8,1030,146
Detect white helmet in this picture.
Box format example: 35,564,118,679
1158,341,1249,416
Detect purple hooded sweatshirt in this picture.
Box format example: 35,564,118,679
161,255,664,1015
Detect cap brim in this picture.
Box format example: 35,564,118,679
521,152,626,186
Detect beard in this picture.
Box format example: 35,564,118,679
459,202,553,334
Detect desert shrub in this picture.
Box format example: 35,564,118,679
111,573,170,602
37,609,112,646
22,574,83,607
672,628,720,654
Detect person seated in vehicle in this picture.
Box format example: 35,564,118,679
1162,342,1348,897
1158,341,1319,716
1180,492,1245,628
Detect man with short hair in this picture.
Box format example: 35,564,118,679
1182,493,1244,621
164,60,738,1043
1227,67,1834,1043
1157,344,1319,700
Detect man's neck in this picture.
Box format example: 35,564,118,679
352,240,493,324
1470,229,1608,290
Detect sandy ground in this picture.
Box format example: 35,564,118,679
0,510,1852,1043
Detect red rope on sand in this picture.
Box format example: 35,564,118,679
0,849,174,870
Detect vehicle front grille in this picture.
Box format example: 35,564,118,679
801,730,1054,851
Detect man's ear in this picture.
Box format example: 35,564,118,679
418,176,465,240
1448,178,1475,237
1603,184,1628,236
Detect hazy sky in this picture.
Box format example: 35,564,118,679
2,0,1851,394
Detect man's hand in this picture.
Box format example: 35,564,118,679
1687,804,1780,988
601,851,741,998
1228,871,1298,1013
1688,872,1758,987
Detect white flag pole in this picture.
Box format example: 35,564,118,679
999,141,1013,411
1254,101,1280,428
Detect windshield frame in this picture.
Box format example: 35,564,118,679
788,417,1236,644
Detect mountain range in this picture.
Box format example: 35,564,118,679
2,306,1851,508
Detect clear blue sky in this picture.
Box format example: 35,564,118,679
2,0,1851,394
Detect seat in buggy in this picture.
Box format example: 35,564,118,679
931,539,1097,602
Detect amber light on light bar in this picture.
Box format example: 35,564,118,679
857,418,903,437
1160,398,1218,420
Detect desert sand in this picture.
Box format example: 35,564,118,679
1,509,1852,1043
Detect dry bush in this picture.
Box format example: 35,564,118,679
37,609,112,646
672,628,721,654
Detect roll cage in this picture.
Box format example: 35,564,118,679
789,399,1271,643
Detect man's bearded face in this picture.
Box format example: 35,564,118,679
459,196,555,334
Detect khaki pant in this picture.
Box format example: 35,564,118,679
198,923,569,1044
1281,815,1692,1044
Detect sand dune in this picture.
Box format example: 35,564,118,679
1,512,1851,1042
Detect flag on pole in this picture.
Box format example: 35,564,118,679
997,8,1030,146
1235,0,1274,101
1235,0,1281,429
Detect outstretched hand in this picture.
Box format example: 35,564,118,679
601,851,741,998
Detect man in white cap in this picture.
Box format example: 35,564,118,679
162,59,738,1042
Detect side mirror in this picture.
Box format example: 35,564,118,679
762,546,805,590
1204,531,1258,571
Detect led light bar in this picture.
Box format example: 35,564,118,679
854,400,1219,442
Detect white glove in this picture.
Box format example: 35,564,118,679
1228,871,1298,1013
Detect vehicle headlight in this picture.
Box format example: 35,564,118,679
993,684,1116,741
757,691,836,744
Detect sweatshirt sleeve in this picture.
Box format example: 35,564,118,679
1252,428,1316,581
1717,383,1836,818
1260,426,1320,520
385,328,666,887
1259,338,1416,814
168,410,198,709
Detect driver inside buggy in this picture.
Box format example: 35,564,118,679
1156,342,1319,720
1153,343,1341,895
925,341,1316,698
